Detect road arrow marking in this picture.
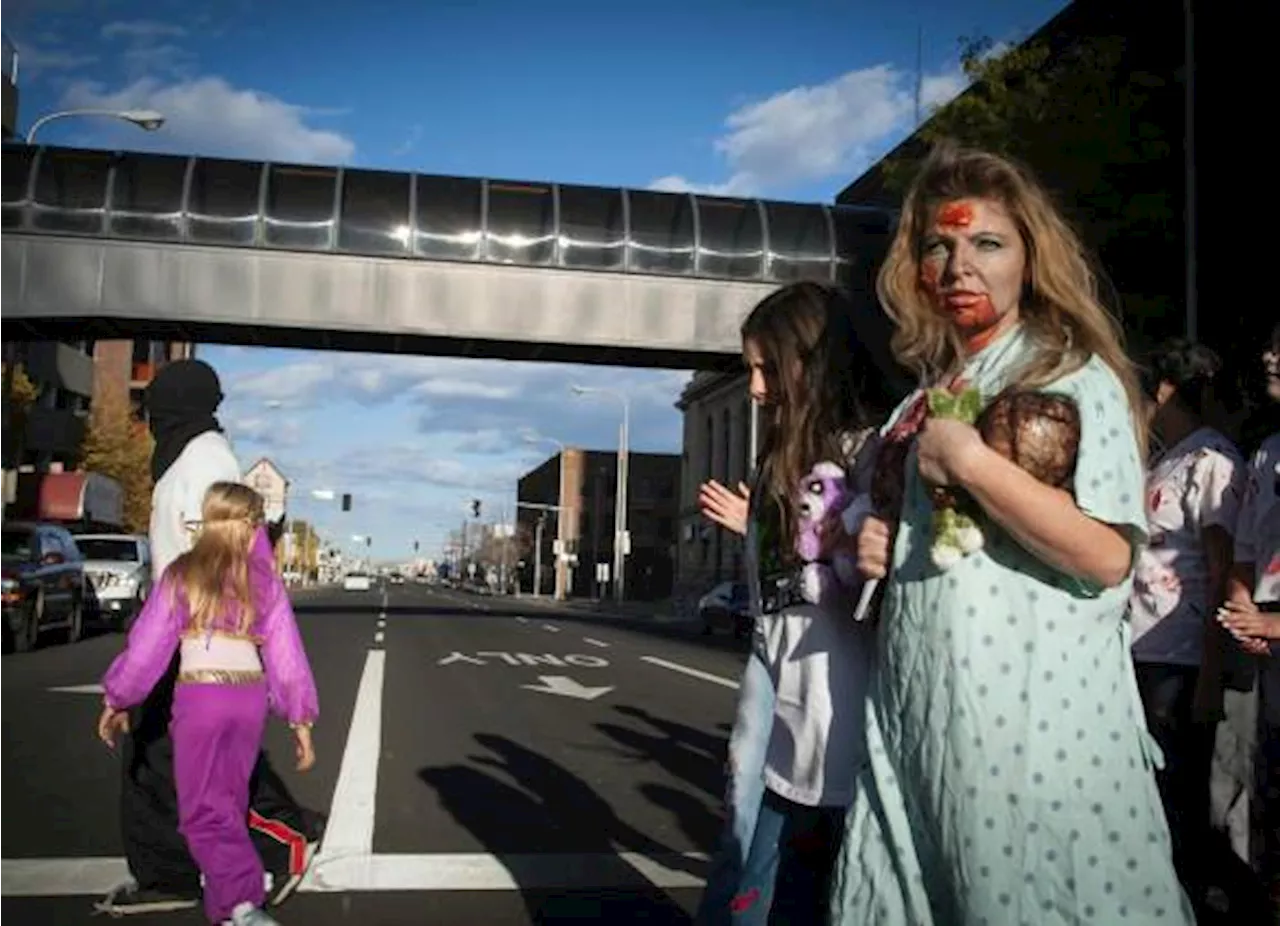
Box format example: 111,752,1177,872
520,676,613,701
583,637,609,648
47,684,104,695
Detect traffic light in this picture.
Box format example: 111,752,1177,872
341,493,352,512
365,536,372,547
471,499,481,518
413,540,420,553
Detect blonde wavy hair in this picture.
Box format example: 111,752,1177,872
879,143,1146,455
169,481,265,635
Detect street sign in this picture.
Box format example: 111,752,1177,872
596,562,610,582
621,530,632,556
521,676,613,701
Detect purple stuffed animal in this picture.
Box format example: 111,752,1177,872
795,461,863,607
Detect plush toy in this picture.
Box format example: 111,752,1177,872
795,461,862,606
926,385,986,569
927,386,1083,571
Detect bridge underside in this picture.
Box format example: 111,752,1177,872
2,235,775,369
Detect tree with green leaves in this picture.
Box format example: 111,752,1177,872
81,387,154,533
881,33,1179,346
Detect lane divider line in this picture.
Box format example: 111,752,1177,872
315,649,385,861
640,656,739,690
373,630,385,645
542,624,561,633
583,638,610,648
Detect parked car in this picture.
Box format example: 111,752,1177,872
2,522,88,652
74,533,151,631
343,572,372,592
699,581,752,639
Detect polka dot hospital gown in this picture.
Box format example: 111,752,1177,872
830,327,1195,925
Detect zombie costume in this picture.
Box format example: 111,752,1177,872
829,325,1194,925
696,430,878,925
103,528,319,924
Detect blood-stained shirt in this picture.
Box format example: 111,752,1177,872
1234,432,1280,605
1130,427,1245,666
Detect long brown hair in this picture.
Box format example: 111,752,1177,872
741,281,901,562
169,482,265,635
878,143,1147,456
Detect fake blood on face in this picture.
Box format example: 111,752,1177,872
920,199,1003,353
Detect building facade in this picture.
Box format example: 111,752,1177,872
516,448,679,601
674,370,755,596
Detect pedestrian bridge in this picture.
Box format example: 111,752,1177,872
1,144,895,368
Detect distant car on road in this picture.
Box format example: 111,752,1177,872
3,522,88,652
343,572,372,592
74,533,151,630
699,581,752,639
388,572,405,585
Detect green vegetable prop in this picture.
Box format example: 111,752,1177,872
925,384,985,570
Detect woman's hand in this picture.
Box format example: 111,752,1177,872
857,516,893,579
916,417,987,488
293,724,316,772
1217,600,1280,642
699,480,750,537
97,704,130,749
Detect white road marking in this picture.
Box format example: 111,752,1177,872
515,616,529,623
373,630,385,644
46,684,104,695
640,656,739,690
305,850,708,892
583,637,609,648
542,624,561,633
521,676,614,700
317,649,385,861
1,858,130,896
2,852,709,896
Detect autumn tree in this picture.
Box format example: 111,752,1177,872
81,387,154,533
2,364,41,469
881,33,1180,345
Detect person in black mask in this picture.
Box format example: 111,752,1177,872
97,359,325,916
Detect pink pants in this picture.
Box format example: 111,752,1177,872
171,681,268,923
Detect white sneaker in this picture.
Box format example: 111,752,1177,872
223,901,282,926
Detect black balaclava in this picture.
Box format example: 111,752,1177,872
146,359,225,482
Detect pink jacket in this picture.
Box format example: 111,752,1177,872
102,527,319,726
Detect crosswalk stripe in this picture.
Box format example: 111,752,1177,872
1,852,709,896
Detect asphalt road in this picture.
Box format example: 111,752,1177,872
2,583,749,925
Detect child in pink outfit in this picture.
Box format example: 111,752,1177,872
99,486,318,926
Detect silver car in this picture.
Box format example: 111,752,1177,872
76,534,151,630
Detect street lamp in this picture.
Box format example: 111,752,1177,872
523,432,573,600
25,108,166,144
570,384,630,604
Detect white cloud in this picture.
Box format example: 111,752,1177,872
11,40,98,79
101,20,187,41
59,76,356,164
392,124,424,157
651,60,969,197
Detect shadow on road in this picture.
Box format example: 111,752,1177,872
595,705,728,810
418,733,702,924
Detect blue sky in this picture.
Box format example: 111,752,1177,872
6,0,1067,561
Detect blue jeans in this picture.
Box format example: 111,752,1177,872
696,650,775,926
729,789,845,926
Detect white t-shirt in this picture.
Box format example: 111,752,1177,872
149,431,242,580
1130,427,1244,666
1234,432,1280,605
750,430,876,808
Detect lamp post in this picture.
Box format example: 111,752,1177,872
570,385,630,604
523,432,572,600
25,108,166,144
